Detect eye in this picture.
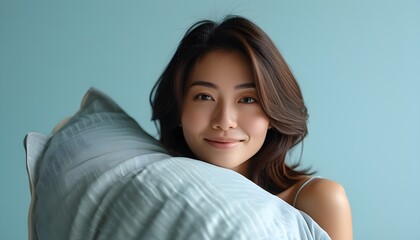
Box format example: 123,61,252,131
239,97,257,104
193,93,213,101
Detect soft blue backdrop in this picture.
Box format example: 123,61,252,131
1,0,419,239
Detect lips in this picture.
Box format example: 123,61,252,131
204,138,243,149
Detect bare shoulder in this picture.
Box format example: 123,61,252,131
296,178,353,240
297,178,348,207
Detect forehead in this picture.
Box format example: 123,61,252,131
188,50,254,84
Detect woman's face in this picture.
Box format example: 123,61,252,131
181,50,271,176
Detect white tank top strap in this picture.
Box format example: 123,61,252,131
293,176,321,207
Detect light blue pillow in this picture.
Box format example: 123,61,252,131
24,88,167,239
24,88,330,240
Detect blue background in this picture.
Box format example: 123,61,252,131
1,1,419,239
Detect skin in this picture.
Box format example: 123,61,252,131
181,50,270,177
181,50,353,239
278,177,353,240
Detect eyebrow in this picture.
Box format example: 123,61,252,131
189,80,256,90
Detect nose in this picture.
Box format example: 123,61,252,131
211,101,237,131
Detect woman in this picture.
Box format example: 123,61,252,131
150,15,352,239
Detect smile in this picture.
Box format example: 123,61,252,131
204,138,243,149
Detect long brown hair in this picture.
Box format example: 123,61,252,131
150,15,312,194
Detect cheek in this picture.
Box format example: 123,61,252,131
181,104,211,133
240,112,270,138
249,121,270,141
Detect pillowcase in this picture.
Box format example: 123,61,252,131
24,88,330,240
24,87,168,239
24,132,49,240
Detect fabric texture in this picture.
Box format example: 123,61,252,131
24,88,330,240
